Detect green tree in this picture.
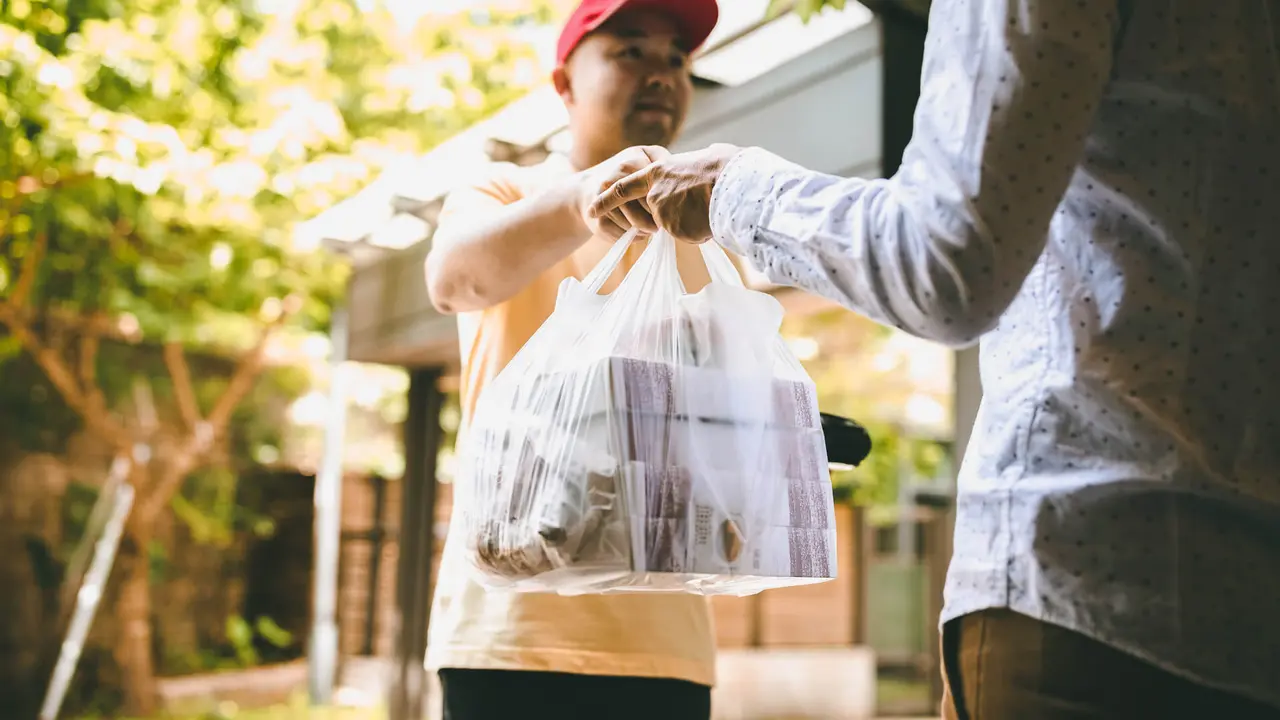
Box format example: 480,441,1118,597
779,308,952,509
1,0,553,713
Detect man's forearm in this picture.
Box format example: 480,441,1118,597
708,149,1000,346
707,0,1117,347
426,174,590,314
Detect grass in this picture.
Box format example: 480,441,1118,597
77,695,385,720
876,675,933,716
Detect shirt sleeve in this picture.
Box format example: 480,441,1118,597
431,162,524,247
709,0,1122,347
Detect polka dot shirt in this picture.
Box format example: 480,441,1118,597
709,0,1280,709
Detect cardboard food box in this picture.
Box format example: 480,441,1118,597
465,355,836,591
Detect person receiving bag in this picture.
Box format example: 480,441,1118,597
422,2,807,719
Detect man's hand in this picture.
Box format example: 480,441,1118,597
588,143,741,244
576,145,670,240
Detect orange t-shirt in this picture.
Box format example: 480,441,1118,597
424,153,721,686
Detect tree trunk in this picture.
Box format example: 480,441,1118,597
114,523,157,717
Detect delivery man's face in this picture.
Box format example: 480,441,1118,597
556,10,695,149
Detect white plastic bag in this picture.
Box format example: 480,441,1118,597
454,231,836,596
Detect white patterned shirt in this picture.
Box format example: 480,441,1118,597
709,0,1280,709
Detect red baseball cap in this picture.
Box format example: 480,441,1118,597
555,0,720,67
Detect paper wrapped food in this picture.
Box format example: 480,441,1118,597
454,232,837,596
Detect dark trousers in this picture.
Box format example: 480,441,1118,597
438,668,712,720
941,609,1280,719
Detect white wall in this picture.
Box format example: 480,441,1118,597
676,20,883,179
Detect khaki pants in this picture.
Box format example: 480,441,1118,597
941,609,1280,720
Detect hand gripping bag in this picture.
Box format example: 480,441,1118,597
454,231,836,596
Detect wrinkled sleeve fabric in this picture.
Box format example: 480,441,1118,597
709,0,1121,346
430,162,523,248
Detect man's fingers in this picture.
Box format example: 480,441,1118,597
590,169,651,218
606,208,630,233
639,145,670,162
597,214,629,241
617,200,657,233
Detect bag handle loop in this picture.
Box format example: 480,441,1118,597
699,240,746,289
582,230,747,296
582,229,641,295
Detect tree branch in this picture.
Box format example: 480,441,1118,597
139,313,291,519
10,232,48,309
0,306,140,342
79,332,107,415
162,341,203,432
206,322,277,431
5,320,129,450
0,230,129,450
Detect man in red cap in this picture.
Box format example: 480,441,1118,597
423,1,725,719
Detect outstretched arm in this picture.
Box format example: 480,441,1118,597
709,1,1121,345
426,172,588,314
595,0,1122,346
427,147,667,314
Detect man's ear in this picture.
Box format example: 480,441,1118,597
552,65,572,105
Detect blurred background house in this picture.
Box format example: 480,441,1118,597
0,1,972,718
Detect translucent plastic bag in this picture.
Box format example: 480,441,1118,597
454,231,836,596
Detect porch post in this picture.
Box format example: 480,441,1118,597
388,367,444,720
308,306,350,705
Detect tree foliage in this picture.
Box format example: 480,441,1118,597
780,308,952,510
1,0,555,347
1,0,558,714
